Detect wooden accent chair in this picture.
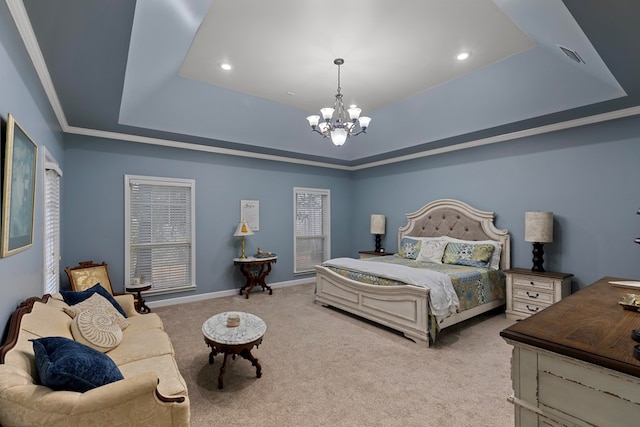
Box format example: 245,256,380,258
64,260,116,294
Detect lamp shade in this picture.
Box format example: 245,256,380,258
525,212,553,243
370,214,386,235
233,220,254,237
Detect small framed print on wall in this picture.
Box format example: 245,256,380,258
241,200,259,231
1,114,38,257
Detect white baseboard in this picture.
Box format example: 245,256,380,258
147,277,315,309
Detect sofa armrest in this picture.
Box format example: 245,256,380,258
0,367,156,413
113,294,138,317
0,368,189,426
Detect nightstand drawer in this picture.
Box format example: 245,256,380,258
513,299,549,315
513,275,555,290
512,286,554,304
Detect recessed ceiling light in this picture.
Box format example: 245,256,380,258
456,52,470,61
220,63,232,71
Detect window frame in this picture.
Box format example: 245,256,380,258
124,174,196,295
42,148,62,295
293,187,331,274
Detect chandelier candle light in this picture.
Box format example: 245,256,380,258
306,58,372,147
233,220,254,259
370,214,386,253
524,211,553,272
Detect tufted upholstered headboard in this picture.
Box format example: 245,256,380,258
398,199,511,270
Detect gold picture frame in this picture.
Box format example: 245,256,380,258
1,114,38,257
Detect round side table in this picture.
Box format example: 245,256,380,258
125,284,152,314
233,256,277,299
202,312,266,389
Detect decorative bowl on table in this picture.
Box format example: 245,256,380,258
226,313,241,327
254,252,276,258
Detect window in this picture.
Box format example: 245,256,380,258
293,187,330,273
125,175,196,294
43,150,62,294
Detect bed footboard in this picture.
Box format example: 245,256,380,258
314,265,431,346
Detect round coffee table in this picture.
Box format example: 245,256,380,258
202,312,266,389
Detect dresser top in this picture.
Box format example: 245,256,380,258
501,276,640,378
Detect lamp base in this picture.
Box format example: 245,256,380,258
374,234,383,252
240,236,247,259
531,242,545,272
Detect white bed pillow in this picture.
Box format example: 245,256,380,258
416,239,448,263
441,236,502,270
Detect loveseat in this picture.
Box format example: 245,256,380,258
0,291,190,426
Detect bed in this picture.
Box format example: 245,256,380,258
314,199,511,347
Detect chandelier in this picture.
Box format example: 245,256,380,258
306,58,372,146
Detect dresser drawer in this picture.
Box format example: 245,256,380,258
513,275,555,290
512,299,549,315
512,286,554,304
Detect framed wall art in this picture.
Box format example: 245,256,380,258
241,199,259,231
1,114,38,257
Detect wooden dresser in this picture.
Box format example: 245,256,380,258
500,277,640,427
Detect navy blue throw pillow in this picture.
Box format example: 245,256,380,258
31,336,124,393
61,283,127,318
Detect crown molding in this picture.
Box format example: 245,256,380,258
65,126,353,170
351,105,640,170
6,0,69,130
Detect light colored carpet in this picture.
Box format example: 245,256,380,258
154,283,516,426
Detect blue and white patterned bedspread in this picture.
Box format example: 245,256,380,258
323,257,460,320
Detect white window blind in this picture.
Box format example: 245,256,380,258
125,175,196,293
294,187,330,273
44,164,62,295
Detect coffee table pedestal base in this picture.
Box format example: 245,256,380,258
205,337,263,389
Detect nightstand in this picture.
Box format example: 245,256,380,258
358,251,394,259
505,268,573,321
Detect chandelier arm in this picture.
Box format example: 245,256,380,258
310,127,330,138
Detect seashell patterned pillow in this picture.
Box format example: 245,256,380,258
70,308,124,352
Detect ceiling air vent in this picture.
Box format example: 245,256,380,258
557,45,585,64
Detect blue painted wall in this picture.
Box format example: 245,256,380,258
2,0,640,334
352,117,640,289
1,2,64,331
62,135,353,302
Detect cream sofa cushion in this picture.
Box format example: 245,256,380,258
106,328,175,365
118,354,188,397
126,312,165,332
21,302,73,339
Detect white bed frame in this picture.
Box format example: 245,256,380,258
314,199,511,347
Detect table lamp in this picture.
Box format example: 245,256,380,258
233,220,254,259
525,211,553,272
370,214,386,253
